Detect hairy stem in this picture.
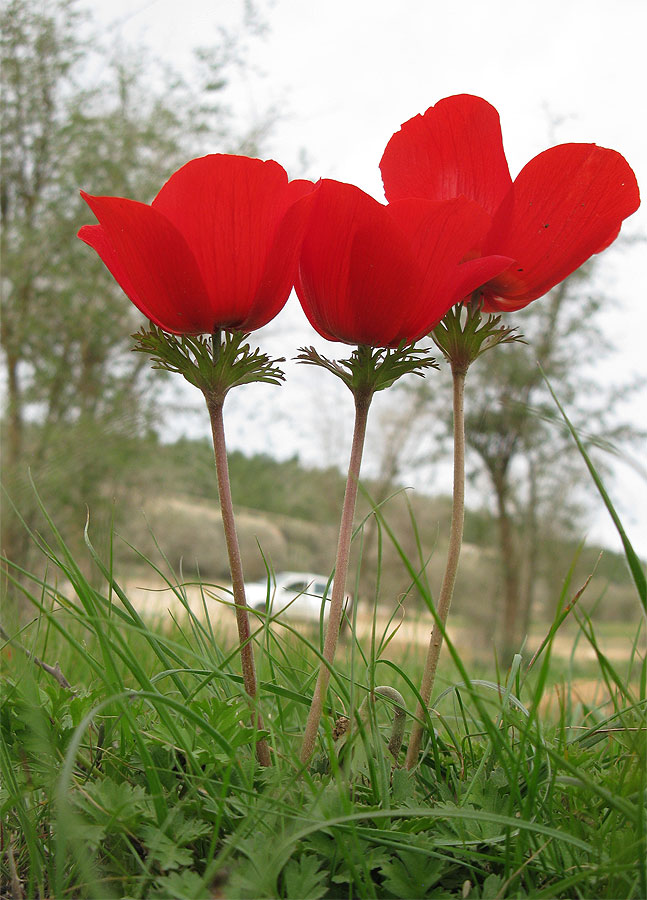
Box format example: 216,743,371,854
206,394,271,767
406,365,466,769
300,390,372,764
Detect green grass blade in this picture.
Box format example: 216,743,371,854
542,370,646,608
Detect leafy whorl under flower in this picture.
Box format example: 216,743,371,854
132,325,285,402
431,297,523,376
296,342,438,398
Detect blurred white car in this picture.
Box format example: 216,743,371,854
244,571,352,623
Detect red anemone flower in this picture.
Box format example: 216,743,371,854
78,154,314,334
295,178,513,346
380,94,640,312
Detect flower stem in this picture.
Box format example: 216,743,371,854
300,390,372,764
405,364,466,770
205,393,271,768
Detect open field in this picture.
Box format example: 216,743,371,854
120,575,644,666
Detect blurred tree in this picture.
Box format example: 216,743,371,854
461,264,643,660
0,0,273,584
375,261,643,660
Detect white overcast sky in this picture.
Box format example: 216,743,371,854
82,0,646,553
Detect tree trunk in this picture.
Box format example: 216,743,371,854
493,472,520,666
1,352,31,582
518,458,539,645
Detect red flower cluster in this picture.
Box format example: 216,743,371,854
380,94,640,312
295,179,511,346
79,154,313,334
79,96,640,341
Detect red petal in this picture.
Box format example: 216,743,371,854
77,224,165,328
296,180,419,346
79,192,212,333
242,180,315,330
380,95,512,216
483,143,640,309
387,198,514,335
153,154,313,328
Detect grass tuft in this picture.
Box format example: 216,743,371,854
1,448,645,897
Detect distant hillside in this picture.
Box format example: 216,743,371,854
115,437,639,627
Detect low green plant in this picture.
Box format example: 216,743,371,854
1,440,645,897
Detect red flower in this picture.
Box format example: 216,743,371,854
380,95,640,312
295,179,513,347
78,154,313,333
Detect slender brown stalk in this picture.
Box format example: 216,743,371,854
300,390,372,764
0,624,75,692
206,394,271,767
405,364,466,769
